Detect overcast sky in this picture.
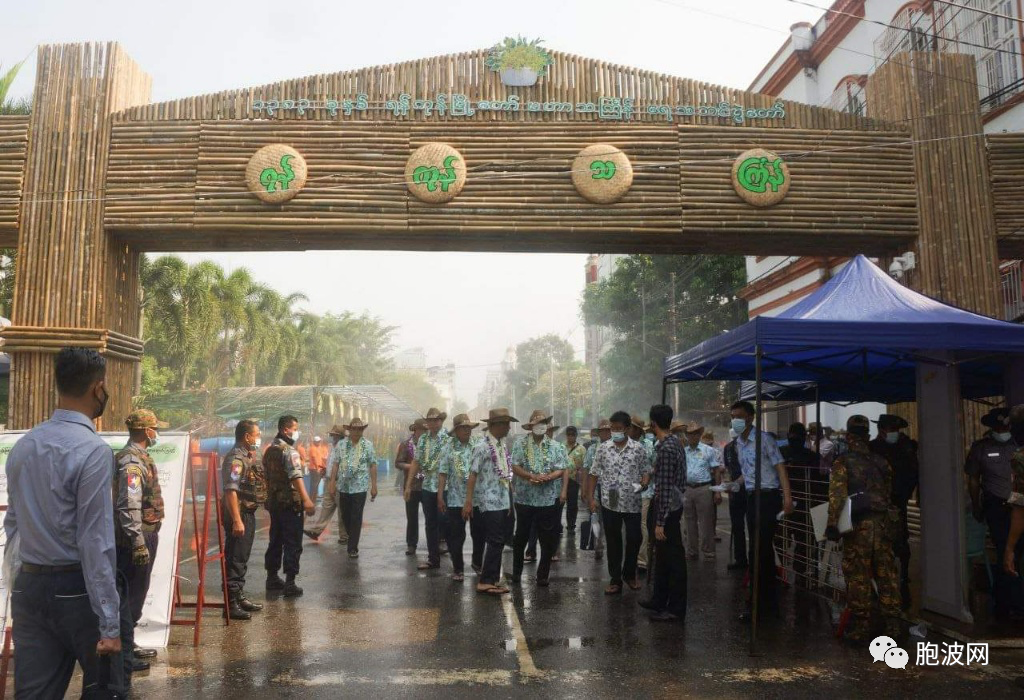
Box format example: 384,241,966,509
2,0,812,405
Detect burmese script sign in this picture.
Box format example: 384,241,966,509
251,94,788,124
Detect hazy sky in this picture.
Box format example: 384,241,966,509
2,0,811,405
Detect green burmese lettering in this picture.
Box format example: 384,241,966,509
259,154,296,193
413,155,460,193
737,156,785,194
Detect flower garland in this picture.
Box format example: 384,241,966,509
523,438,552,474
451,439,474,481
420,432,446,474
340,438,365,477
487,434,512,485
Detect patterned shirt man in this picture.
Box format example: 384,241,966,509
590,439,652,513
566,443,587,482
416,428,450,492
333,436,377,494
440,435,482,508
470,434,512,512
511,436,565,507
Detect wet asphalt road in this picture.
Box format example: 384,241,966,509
119,489,1024,698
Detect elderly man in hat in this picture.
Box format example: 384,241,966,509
438,414,483,580
522,421,569,563
680,421,722,561
508,410,567,586
304,424,348,542
408,407,449,571
114,409,168,671
395,418,427,556
333,417,377,559
870,413,919,608
966,407,1024,620
464,409,518,595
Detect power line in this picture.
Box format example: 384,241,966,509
934,0,1024,25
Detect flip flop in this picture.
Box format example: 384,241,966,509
604,584,622,595
417,562,440,570
476,584,510,595
626,579,642,591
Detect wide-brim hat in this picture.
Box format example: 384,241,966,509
873,414,909,430
328,424,346,436
424,407,448,422
630,415,648,431
523,409,553,429
669,420,687,434
409,418,427,432
482,408,519,424
596,419,612,431
684,421,705,436
546,423,561,433
450,413,480,431
125,409,168,430
344,417,369,430
981,407,1011,430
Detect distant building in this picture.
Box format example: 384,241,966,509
397,347,457,415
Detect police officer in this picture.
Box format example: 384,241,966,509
114,408,167,673
826,415,901,643
966,407,1024,620
869,414,919,610
264,415,316,597
222,418,267,620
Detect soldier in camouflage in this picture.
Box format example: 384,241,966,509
826,415,901,643
263,415,316,597
222,418,267,620
114,408,167,672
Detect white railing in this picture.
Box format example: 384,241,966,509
1001,260,1024,321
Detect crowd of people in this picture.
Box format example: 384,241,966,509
4,347,1024,698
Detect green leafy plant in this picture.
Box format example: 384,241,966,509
485,36,553,75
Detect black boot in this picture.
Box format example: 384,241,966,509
266,572,285,591
228,595,252,621
238,593,263,612
283,576,303,598
900,580,912,611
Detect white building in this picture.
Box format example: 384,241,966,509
396,347,457,415
742,0,1024,431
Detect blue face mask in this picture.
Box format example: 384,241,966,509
885,432,900,444
731,418,747,434
610,431,626,443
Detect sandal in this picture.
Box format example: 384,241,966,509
417,562,440,571
476,584,510,595
626,579,642,591
453,573,465,582
604,584,622,595
524,555,536,563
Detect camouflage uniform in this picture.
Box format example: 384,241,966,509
222,442,266,604
263,435,305,582
828,439,901,639
869,431,919,605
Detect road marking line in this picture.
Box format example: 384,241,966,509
501,594,540,678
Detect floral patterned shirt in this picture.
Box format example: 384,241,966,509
565,443,587,481
511,436,565,507
641,435,657,498
438,435,481,508
470,435,512,512
416,428,449,493
333,437,377,494
590,438,652,513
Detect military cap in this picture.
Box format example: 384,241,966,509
981,407,1011,430
125,409,168,430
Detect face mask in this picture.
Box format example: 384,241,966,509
532,424,547,437
611,431,626,443
147,430,159,448
993,432,1012,443
93,385,109,420
292,430,301,442
252,438,262,450
731,418,747,434
885,432,900,445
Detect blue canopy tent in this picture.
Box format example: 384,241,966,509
662,255,1024,645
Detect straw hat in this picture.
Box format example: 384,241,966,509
482,408,519,424
630,414,648,431
424,407,448,422
408,418,427,432
684,421,705,436
546,423,561,433
669,420,687,434
523,409,553,429
596,419,612,431
344,417,369,430
450,413,480,431
328,424,346,437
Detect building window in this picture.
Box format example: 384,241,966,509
873,3,934,64
827,77,868,115
941,0,1024,110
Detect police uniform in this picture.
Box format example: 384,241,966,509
263,433,306,595
114,409,166,669
827,418,900,641
222,440,266,618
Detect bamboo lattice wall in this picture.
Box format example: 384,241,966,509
987,133,1024,257
0,116,29,247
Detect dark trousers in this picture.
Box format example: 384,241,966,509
444,506,485,574
602,508,642,586
729,486,749,565
266,508,304,577
892,494,911,583
421,490,441,565
984,492,1024,614
405,492,420,550
338,491,367,553
648,506,687,616
513,503,559,581
479,509,507,585
746,489,783,616
565,480,580,531
504,503,516,546
224,509,257,595
116,530,158,624
12,569,127,699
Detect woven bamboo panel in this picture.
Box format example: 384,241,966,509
987,133,1024,257
678,126,917,251
0,116,29,245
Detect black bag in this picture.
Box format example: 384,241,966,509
849,491,872,521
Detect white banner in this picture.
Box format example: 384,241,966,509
0,431,190,649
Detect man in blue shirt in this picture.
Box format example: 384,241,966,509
5,347,125,697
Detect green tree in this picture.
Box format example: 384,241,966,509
582,255,747,419
0,60,29,114
500,334,576,411
523,366,592,424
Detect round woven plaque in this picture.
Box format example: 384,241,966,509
572,144,633,204
405,143,467,203
731,148,791,207
246,144,308,204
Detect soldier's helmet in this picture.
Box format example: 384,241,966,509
125,409,168,430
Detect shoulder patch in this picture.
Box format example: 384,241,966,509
125,465,145,493
230,457,244,482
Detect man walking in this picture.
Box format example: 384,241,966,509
264,415,316,597
464,409,518,595
438,413,483,580
5,348,124,697
303,424,346,541
632,415,656,574
222,419,266,621
395,419,426,555
869,414,918,609
580,420,611,559
407,407,448,571
680,421,721,561
114,409,168,672
307,435,330,503
564,427,587,535
641,404,688,622
334,417,377,559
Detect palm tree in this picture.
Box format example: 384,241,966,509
0,60,30,115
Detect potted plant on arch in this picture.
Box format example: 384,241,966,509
485,36,553,87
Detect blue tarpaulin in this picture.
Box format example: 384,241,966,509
663,256,1024,402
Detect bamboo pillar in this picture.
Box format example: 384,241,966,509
4,43,151,429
